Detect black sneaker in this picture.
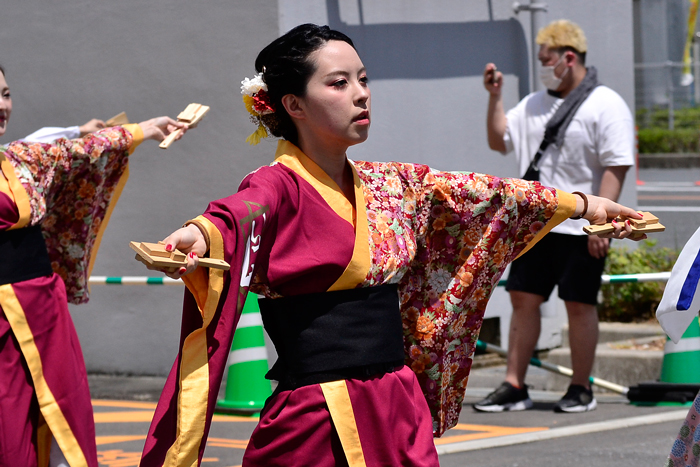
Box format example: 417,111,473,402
553,384,597,413
473,382,534,412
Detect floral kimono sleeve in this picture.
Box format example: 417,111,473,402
2,125,143,303
396,164,563,435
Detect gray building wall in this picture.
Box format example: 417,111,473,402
280,0,637,351
1,0,281,375
1,0,636,374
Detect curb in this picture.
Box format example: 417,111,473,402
545,338,664,392
638,153,700,168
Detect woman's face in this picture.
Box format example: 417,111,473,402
0,73,11,137
295,40,370,148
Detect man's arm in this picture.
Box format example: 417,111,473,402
483,63,507,152
598,166,629,202
21,126,80,143
588,165,630,258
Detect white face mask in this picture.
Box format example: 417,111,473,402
539,55,569,91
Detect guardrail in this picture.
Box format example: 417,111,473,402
88,272,673,286
89,276,182,285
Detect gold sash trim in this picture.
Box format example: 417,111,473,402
320,381,367,467
164,216,225,467
0,284,88,467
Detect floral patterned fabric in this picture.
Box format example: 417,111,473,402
352,161,558,434
1,127,134,303
667,392,700,466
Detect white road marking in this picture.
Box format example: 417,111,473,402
436,410,688,455
637,206,700,212
637,185,700,192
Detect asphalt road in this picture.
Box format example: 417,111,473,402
89,367,687,467
90,392,685,467
636,167,700,250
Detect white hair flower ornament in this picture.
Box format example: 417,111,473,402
241,72,275,145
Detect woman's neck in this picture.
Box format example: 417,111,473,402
297,136,355,202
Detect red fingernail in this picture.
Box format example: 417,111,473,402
189,252,197,259
165,244,173,252
179,267,186,275
626,220,631,226
612,220,618,225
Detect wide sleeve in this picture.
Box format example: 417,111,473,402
393,164,575,436
1,124,143,303
141,166,283,467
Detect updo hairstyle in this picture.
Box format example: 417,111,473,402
254,24,355,145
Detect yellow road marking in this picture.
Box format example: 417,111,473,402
96,435,146,446
92,400,157,410
97,450,219,466
212,414,259,422
434,423,548,445
207,437,249,450
92,401,550,462
93,407,257,423
94,411,156,423
97,450,140,466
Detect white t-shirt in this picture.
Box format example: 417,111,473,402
503,85,634,236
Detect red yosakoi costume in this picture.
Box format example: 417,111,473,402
141,140,576,466
0,125,143,467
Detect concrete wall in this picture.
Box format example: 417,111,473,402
280,0,636,351
1,0,636,374
1,0,281,374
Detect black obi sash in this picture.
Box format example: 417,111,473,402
0,225,53,286
259,284,405,390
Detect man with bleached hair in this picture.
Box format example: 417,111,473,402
474,19,634,413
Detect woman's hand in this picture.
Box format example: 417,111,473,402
137,224,207,278
138,116,187,142
79,118,106,136
577,193,647,241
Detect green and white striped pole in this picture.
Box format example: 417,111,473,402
88,271,673,287
216,293,272,414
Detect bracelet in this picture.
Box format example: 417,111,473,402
571,191,588,220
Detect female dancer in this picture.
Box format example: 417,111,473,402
139,24,642,467
0,64,186,467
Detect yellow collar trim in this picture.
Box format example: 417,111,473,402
274,140,355,226
0,152,31,229
273,140,370,291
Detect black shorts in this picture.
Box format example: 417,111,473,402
505,233,607,305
